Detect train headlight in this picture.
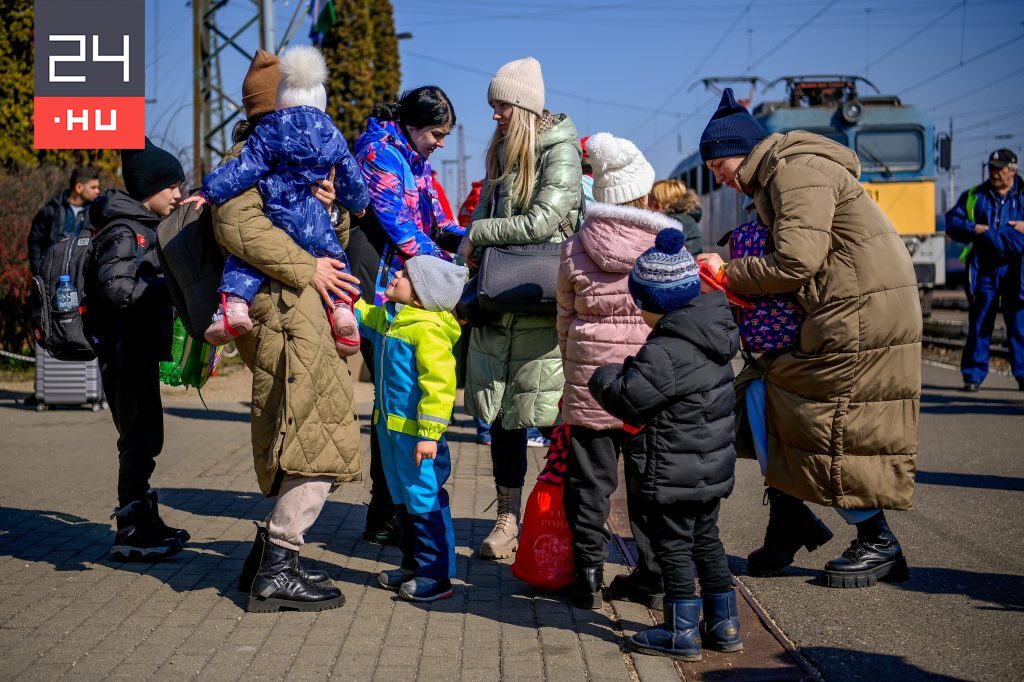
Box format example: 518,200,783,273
841,99,863,124
904,237,921,256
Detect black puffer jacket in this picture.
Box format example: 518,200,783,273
86,190,172,363
588,291,739,505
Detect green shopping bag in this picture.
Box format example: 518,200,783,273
160,317,223,390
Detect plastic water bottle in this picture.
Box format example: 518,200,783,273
54,275,79,312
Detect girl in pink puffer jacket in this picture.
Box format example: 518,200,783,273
556,132,683,610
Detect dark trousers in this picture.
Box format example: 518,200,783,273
98,353,164,507
360,337,397,529
489,421,554,488
649,498,732,600
490,421,528,488
563,426,662,587
963,262,1024,383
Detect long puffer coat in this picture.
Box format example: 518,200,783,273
212,142,361,496
464,113,583,429
556,203,677,429
588,292,740,505
729,131,921,510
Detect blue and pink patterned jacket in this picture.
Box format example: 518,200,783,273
354,118,464,304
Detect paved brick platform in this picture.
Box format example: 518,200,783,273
0,377,682,681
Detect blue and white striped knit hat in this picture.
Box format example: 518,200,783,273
628,228,700,313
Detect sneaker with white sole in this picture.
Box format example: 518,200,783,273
399,576,453,602
378,567,416,591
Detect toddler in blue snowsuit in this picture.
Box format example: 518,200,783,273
356,255,467,602
188,46,369,355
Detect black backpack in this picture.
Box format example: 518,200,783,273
30,232,97,361
155,200,223,340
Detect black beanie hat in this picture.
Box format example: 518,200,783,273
699,88,768,163
120,137,185,201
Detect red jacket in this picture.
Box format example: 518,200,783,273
457,180,484,228
430,171,455,222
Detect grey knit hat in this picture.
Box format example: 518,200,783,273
405,256,468,313
488,57,545,116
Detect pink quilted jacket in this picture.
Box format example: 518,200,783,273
556,203,681,429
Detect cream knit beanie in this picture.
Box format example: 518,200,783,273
488,57,545,116
276,45,328,112
587,132,656,205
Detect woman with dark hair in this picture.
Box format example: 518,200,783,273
351,86,465,544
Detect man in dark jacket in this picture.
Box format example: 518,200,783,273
945,148,1024,391
87,137,188,561
28,166,101,275
588,228,742,663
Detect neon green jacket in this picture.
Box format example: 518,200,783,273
356,299,462,440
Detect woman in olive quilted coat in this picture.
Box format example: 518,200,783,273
209,49,362,613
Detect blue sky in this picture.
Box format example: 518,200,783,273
145,0,1024,207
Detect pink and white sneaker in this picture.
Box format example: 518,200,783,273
328,300,360,358
204,293,253,346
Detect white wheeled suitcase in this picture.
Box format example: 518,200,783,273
33,344,107,412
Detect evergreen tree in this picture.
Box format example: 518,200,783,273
322,0,401,145
368,0,400,106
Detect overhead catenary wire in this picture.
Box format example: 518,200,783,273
626,0,760,141
401,49,693,117
900,27,1024,95
863,1,963,73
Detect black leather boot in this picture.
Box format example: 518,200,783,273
247,540,345,613
238,523,329,592
823,511,909,588
145,490,190,544
568,564,604,609
605,570,665,610
110,498,184,562
747,487,834,576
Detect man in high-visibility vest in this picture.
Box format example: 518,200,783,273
945,148,1024,392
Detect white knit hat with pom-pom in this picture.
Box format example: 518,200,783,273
276,45,328,111
587,132,656,205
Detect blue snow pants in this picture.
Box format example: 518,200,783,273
375,419,456,580
962,262,1024,384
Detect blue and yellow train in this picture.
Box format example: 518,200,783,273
670,76,944,299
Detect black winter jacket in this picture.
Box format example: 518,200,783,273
86,190,172,364
28,192,92,276
588,291,739,505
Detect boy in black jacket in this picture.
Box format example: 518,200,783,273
87,137,189,561
588,228,741,661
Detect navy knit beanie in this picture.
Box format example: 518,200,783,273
699,88,768,163
628,228,700,314
120,137,185,201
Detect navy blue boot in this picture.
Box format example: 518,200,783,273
700,590,743,652
626,598,702,661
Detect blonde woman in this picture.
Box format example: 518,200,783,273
460,57,583,559
650,179,704,255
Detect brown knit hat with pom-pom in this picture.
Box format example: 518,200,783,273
242,49,281,119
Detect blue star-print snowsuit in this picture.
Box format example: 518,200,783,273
201,106,370,304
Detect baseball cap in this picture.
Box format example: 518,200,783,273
988,148,1017,169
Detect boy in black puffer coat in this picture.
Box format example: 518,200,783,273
588,228,741,662
87,137,189,562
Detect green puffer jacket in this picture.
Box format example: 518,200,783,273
465,113,583,429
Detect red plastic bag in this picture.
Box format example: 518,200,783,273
511,479,576,592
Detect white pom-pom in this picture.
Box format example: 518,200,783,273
585,132,640,173
279,45,328,90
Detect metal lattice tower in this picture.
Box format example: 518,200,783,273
192,0,308,186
